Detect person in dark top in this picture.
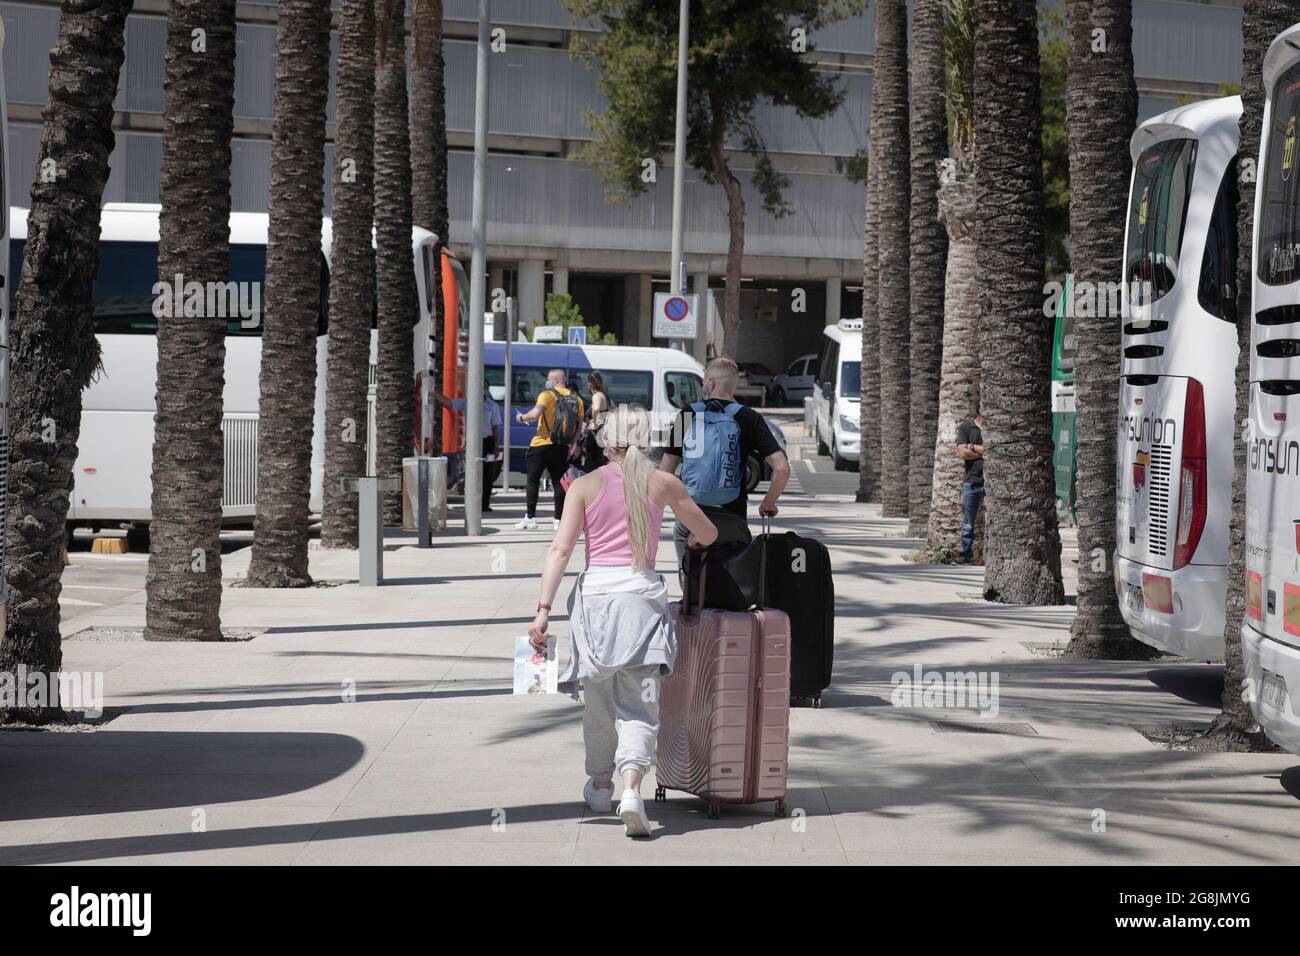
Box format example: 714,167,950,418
955,410,986,563
659,357,791,570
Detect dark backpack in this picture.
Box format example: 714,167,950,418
547,388,581,446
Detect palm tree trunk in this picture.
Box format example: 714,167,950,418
246,0,332,587
974,0,1064,605
375,0,417,522
145,0,237,641
856,87,882,504
1062,0,1150,657
907,0,948,536
1206,0,1296,748
411,0,448,454
321,0,377,550
927,161,979,556
875,0,910,519
1,0,131,722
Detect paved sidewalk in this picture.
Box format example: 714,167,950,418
3,479,1299,865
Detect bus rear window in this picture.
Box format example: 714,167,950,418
1259,61,1300,285
1126,137,1197,305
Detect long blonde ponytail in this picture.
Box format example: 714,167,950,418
599,404,654,570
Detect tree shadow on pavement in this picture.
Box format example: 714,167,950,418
0,730,365,826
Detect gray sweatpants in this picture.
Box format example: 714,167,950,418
582,664,661,779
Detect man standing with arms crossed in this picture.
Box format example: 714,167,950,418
659,357,791,573
955,409,985,563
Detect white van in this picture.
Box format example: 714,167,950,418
813,318,862,471
484,341,705,470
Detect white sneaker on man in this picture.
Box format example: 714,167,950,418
514,516,538,530
617,790,652,838
583,778,613,814
552,518,561,531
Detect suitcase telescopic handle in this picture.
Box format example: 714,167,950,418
684,547,708,618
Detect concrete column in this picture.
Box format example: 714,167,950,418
692,272,710,365
825,276,842,326
518,259,546,331
552,266,569,297
637,273,654,346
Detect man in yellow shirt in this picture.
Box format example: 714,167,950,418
514,369,585,530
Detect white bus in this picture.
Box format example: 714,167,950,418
1113,95,1241,661
0,22,10,633
6,203,440,538
1244,24,1300,755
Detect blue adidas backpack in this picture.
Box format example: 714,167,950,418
680,401,744,506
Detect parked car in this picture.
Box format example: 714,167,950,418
738,362,775,404
744,419,788,492
769,353,817,405
734,364,767,405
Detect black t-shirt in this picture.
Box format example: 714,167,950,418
956,420,984,486
666,400,782,520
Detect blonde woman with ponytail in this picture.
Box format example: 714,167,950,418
529,404,718,837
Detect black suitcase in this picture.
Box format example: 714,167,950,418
760,531,834,706
683,524,834,706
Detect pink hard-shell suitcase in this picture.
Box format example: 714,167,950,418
654,554,791,819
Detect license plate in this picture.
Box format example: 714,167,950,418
1261,670,1289,712
1126,583,1144,612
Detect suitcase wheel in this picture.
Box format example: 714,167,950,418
654,785,665,803
812,694,823,709
775,798,786,818
707,800,721,820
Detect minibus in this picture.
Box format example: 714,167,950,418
812,317,862,471
1113,95,1241,661
7,203,440,533
483,341,705,473
1244,24,1300,754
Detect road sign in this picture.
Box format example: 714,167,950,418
567,325,587,345
653,292,698,339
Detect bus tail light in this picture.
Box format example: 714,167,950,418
1285,583,1300,636
1247,571,1263,621
1142,572,1174,614
1174,378,1207,569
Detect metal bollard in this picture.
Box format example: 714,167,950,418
417,458,431,549
342,475,401,586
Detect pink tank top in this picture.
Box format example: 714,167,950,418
584,464,665,567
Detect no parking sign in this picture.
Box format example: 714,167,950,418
653,292,698,339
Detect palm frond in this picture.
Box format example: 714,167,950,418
942,0,974,161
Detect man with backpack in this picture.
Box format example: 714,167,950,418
659,357,790,569
514,369,585,530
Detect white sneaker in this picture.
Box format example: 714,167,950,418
617,790,652,838
583,778,614,814
552,518,561,531
514,516,538,530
